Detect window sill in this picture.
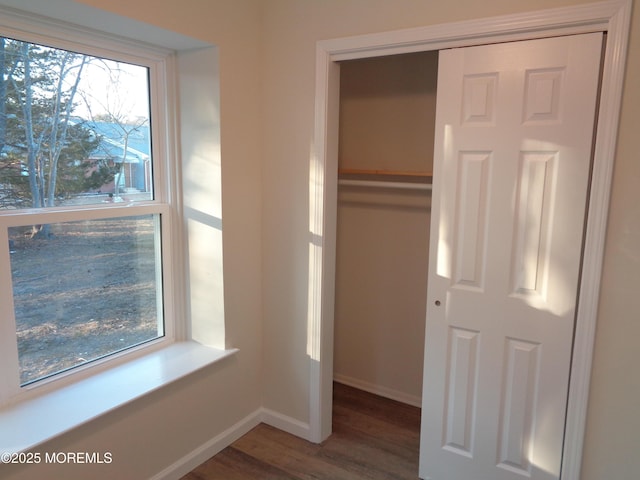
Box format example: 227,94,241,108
0,341,237,456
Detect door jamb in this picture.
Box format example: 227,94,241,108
308,2,631,479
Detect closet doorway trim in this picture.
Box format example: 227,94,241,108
308,3,631,480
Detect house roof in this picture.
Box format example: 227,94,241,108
85,120,150,164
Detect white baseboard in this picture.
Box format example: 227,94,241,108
151,407,311,480
260,407,311,440
334,373,422,408
151,380,416,480
150,409,262,480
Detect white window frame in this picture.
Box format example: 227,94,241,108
0,5,179,404
0,5,232,455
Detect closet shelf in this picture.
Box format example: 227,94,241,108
338,168,433,191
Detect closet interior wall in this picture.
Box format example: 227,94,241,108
334,51,438,406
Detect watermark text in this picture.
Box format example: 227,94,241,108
1,451,112,464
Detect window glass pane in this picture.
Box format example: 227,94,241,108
0,37,151,211
9,215,163,385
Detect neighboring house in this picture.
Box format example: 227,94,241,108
86,120,151,195
0,119,151,208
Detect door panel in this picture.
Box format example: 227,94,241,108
419,33,603,480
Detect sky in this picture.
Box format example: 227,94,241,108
72,57,150,122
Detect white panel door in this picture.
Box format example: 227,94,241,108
419,33,603,480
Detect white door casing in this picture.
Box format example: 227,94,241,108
419,33,603,480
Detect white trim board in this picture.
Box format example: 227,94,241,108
261,408,312,440
150,409,262,480
0,343,237,455
309,3,631,480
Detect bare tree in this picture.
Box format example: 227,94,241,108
12,43,89,212
0,39,108,231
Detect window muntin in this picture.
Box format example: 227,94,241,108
0,29,173,400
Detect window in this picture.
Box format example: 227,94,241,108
0,22,176,403
0,6,228,454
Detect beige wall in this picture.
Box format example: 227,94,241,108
1,0,638,478
581,2,640,476
334,188,430,403
260,1,640,480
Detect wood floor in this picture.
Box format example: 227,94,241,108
181,382,421,479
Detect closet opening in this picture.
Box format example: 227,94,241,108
333,51,438,410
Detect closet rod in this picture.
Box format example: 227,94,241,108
338,179,432,191
338,168,432,178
